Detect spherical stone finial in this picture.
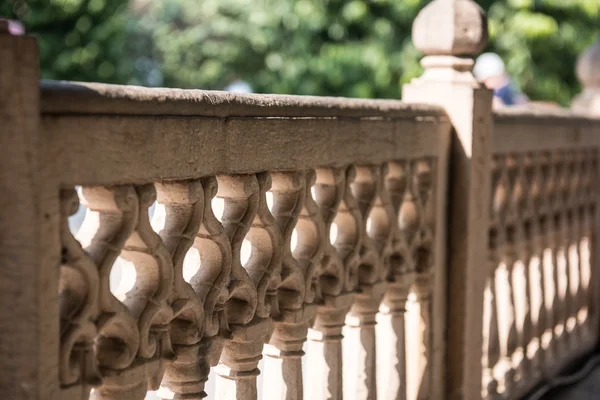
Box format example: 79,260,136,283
576,39,600,89
412,0,488,57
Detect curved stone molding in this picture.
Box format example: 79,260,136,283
344,164,390,400
76,186,144,399
410,159,436,400
153,179,230,400
214,173,280,400
249,172,284,320
122,185,175,380
295,170,327,305
59,189,102,392
307,166,360,400
377,160,413,400
263,170,312,400
482,228,501,399
216,174,259,326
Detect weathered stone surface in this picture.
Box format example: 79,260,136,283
412,0,488,57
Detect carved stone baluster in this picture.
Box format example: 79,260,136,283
564,211,579,349
585,151,599,333
263,171,313,400
377,161,413,400
494,230,515,395
531,217,550,370
505,155,527,382
124,185,176,390
524,155,545,375
537,153,559,372
550,153,568,361
482,228,501,400
77,186,142,399
151,180,203,400
515,155,534,381
489,157,516,393
154,178,231,400
59,189,102,398
214,173,280,400
307,167,360,400
409,159,436,400
558,153,575,351
576,151,594,340
523,218,548,383
503,225,524,391
566,152,585,347
482,160,503,399
574,152,589,334
566,208,581,348
515,221,534,383
540,213,561,374
344,165,389,400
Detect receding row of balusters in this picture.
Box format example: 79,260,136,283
482,149,598,399
58,160,436,400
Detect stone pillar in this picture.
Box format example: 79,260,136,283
0,24,61,399
572,38,600,115
402,1,494,399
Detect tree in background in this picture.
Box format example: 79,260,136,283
481,0,599,105
2,0,599,105
0,0,134,83
130,0,600,104
131,0,424,98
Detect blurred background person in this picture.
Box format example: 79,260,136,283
474,52,528,108
224,80,253,93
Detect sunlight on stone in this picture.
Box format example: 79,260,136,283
568,243,580,297
580,237,591,290
212,197,225,223
329,222,338,244
542,248,556,315
528,255,542,326
109,257,137,301
150,202,166,233
183,247,201,282
511,260,527,334
241,238,252,266
265,191,274,212
290,228,299,253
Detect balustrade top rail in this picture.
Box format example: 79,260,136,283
40,81,450,186
493,108,600,154
41,81,446,118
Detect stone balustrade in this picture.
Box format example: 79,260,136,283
2,1,600,400
40,80,451,400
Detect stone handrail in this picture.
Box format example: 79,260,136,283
39,81,447,186
4,49,454,400
42,81,451,400
3,1,600,400
483,109,600,399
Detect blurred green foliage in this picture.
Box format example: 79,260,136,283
0,0,133,83
2,0,599,104
131,0,424,98
481,0,600,105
